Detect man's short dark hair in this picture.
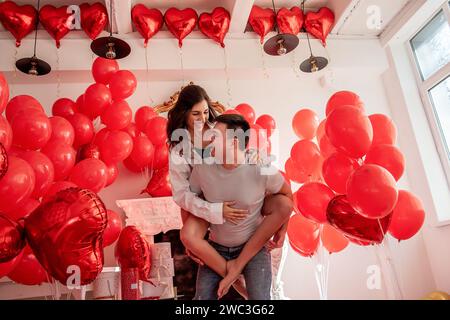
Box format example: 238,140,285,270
215,114,251,149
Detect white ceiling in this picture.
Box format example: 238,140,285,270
3,0,411,37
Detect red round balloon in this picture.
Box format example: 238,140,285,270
316,119,326,141
103,209,123,247
48,116,75,145
0,72,9,114
290,140,322,177
129,135,155,169
20,151,55,199
296,182,335,223
0,249,23,279
7,246,48,285
69,158,108,193
141,167,172,197
325,105,373,159
123,156,144,173
122,122,140,139
42,181,77,203
0,142,7,180
0,115,13,151
346,164,398,219
287,214,320,257
388,190,425,241
92,127,109,147
152,144,169,170
11,109,51,150
285,157,308,184
52,98,78,118
144,116,168,147
81,83,112,119
321,223,349,254
365,144,405,181
91,57,119,84
99,130,133,165
0,156,35,212
292,109,319,140
326,91,364,117
235,103,256,124
101,100,132,130
108,70,137,100
319,135,337,159
67,113,95,148
135,106,157,132
5,95,44,122
4,197,40,221
369,114,397,147
41,142,76,181
223,109,241,115
256,114,276,138
322,152,359,194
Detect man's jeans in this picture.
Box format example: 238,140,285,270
194,240,272,300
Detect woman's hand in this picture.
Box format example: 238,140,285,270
223,201,249,225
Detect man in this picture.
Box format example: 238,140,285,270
189,114,293,300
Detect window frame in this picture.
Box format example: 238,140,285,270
406,2,450,191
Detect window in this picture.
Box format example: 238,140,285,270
409,1,450,193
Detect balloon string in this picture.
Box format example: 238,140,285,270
291,47,301,80
11,46,18,98
223,47,232,108
260,43,269,79
179,47,185,87
145,46,154,105
56,49,61,99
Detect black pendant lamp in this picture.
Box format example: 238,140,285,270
91,0,131,59
16,0,51,76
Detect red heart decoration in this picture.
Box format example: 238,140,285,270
0,143,7,180
39,5,72,48
131,4,163,47
79,2,108,40
199,7,230,48
115,226,152,281
305,7,335,46
0,214,25,263
277,7,304,35
25,188,107,285
141,166,172,197
327,195,392,244
164,8,198,48
0,1,38,47
248,5,275,44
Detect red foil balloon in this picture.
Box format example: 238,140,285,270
142,167,172,197
115,226,152,281
304,7,335,46
199,7,230,48
131,4,163,47
0,214,25,263
248,5,275,44
39,5,72,48
277,7,304,35
25,188,107,285
0,1,38,47
0,143,7,180
164,8,198,48
42,181,77,204
80,2,108,40
327,195,392,244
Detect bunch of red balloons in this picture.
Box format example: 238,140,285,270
286,90,426,257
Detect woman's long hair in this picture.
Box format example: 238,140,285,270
166,84,218,149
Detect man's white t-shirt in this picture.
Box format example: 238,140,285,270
189,162,285,247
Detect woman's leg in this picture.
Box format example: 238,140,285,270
217,194,292,298
180,212,247,299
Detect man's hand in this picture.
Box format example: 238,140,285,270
266,227,287,251
185,249,204,265
223,201,249,225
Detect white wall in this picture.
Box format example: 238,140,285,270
0,33,439,299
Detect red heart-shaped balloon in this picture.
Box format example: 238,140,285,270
25,188,107,285
0,143,7,180
115,226,152,281
199,7,230,48
39,5,72,48
131,4,163,47
304,7,334,46
0,214,25,263
79,2,108,40
277,7,304,35
327,195,392,244
0,1,38,47
249,5,275,44
141,166,172,197
164,8,198,48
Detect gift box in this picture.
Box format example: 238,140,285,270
141,277,174,300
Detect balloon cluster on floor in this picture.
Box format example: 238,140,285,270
286,91,426,257
249,5,334,45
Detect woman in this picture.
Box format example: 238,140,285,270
167,84,249,298
167,85,292,299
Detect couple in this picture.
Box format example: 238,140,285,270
168,85,293,300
